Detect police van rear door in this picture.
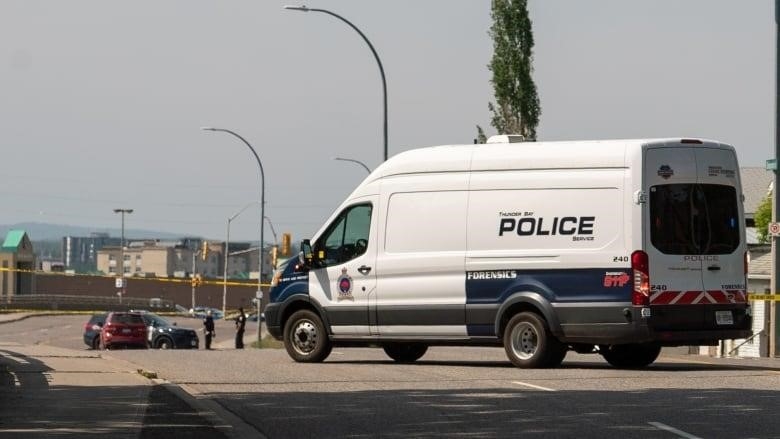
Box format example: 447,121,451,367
644,142,746,331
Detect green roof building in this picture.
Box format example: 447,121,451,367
0,230,36,297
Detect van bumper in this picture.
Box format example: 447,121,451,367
647,328,753,346
564,322,752,346
560,305,752,346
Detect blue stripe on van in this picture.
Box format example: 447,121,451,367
465,268,632,304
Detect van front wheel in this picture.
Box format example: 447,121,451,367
284,310,332,363
504,312,566,368
383,343,428,363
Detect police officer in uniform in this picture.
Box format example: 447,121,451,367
235,307,247,349
203,310,216,349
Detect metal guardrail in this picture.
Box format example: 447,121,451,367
0,294,175,312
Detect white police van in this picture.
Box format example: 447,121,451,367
265,136,751,368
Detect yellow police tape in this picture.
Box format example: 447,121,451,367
747,294,780,301
0,266,269,287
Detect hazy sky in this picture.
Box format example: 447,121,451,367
1,1,774,243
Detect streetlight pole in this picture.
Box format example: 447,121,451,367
202,127,266,344
285,5,388,161
264,216,279,246
334,157,371,174
191,250,199,311
224,201,261,316
113,208,133,302
772,0,780,357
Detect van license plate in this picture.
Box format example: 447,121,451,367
715,311,733,325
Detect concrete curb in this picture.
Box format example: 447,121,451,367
0,313,61,325
162,380,268,439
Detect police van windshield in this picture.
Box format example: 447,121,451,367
650,184,739,255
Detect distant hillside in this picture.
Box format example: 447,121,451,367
0,222,187,242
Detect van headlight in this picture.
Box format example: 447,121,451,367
270,269,283,287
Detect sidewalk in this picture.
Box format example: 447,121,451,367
0,342,150,438
0,341,235,438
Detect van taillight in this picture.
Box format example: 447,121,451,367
631,250,650,306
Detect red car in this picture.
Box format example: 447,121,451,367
100,312,148,349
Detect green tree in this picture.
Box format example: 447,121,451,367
477,0,541,142
755,192,772,244
475,125,487,144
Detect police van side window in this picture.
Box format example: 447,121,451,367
314,204,372,268
650,184,739,255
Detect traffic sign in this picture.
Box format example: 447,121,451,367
769,222,780,236
115,277,124,288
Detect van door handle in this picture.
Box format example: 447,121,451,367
358,265,372,275
707,265,721,271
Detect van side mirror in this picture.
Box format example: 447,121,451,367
297,239,315,271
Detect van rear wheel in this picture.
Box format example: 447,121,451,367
504,312,567,368
600,343,661,369
284,310,332,363
383,343,428,363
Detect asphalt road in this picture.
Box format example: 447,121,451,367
2,314,780,438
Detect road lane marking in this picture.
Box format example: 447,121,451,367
511,381,556,392
648,422,702,439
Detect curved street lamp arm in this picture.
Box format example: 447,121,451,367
285,6,388,161
202,128,266,187
334,157,371,174
229,201,261,222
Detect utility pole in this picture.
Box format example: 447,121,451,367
113,208,133,302
772,0,780,357
191,249,201,311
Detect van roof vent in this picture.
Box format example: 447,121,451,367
486,134,525,144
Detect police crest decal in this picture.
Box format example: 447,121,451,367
337,268,354,301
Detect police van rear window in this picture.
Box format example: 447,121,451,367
650,184,739,255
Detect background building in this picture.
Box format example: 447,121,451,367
62,233,121,273
0,230,36,297
95,238,276,283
